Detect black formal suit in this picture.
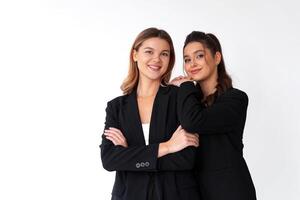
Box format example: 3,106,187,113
177,82,256,200
100,85,200,200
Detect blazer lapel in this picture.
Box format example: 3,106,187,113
121,86,170,146
122,90,145,145
149,86,170,144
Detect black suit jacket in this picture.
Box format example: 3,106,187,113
100,85,200,200
177,82,256,200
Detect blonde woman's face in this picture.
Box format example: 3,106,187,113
133,37,170,82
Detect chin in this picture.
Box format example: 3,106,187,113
189,74,202,82
147,74,163,81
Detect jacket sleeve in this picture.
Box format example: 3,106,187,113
100,101,159,172
177,82,248,134
101,99,196,172
157,146,196,171
156,86,196,171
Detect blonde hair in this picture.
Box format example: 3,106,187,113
121,27,175,94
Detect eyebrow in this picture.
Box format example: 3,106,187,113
143,47,170,52
184,49,205,58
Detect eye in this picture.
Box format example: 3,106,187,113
196,54,204,59
145,50,153,54
161,52,169,57
184,58,191,63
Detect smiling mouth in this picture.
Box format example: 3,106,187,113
190,68,201,74
148,65,162,71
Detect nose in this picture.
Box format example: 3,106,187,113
190,58,196,67
152,54,161,62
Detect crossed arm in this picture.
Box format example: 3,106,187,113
100,101,199,172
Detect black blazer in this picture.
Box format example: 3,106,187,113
177,82,256,200
100,85,200,200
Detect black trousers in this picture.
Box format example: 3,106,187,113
147,174,156,200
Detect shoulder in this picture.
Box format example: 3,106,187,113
106,94,130,109
219,88,248,104
164,84,179,95
157,84,178,96
225,88,248,98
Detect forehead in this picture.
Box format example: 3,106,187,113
184,42,205,55
140,37,170,50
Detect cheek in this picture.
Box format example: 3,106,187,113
137,57,148,66
184,64,190,73
163,56,170,63
136,60,147,71
207,63,217,73
162,57,170,67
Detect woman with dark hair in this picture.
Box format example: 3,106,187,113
171,31,257,200
100,28,200,200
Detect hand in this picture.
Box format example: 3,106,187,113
169,76,192,87
165,125,199,153
104,127,128,147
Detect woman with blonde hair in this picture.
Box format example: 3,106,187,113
100,28,200,200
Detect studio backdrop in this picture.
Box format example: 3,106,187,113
0,0,299,199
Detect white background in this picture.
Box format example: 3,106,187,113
0,0,299,199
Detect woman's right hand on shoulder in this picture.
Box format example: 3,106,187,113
166,125,199,153
169,76,192,87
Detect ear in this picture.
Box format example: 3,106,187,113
214,51,221,66
133,49,138,62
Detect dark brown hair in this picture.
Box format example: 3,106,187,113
121,27,175,94
183,31,232,106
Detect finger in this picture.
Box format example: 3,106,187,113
184,134,199,143
176,125,182,131
187,135,199,143
104,131,124,142
105,129,121,136
110,128,126,141
185,132,198,138
184,133,198,140
105,129,118,133
187,139,199,147
105,136,118,145
109,127,123,135
104,130,121,138
179,134,198,146
106,136,127,147
105,130,125,141
190,137,200,145
105,132,122,144
104,132,119,140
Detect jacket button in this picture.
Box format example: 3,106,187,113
145,162,150,167
136,163,141,168
140,162,145,167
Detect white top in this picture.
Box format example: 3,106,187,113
142,123,150,145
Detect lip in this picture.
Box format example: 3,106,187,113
189,68,202,74
148,64,162,71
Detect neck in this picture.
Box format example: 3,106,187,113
137,78,160,97
199,74,218,99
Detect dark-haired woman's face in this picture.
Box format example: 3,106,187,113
183,42,219,82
